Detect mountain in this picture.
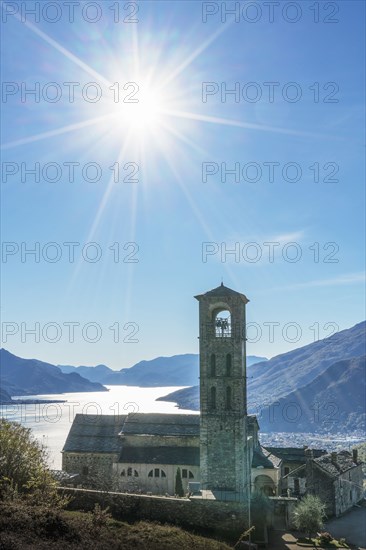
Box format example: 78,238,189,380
0,387,13,403
158,322,366,433
248,321,365,407
157,385,199,409
0,349,108,396
258,355,366,433
58,363,113,383
58,355,267,386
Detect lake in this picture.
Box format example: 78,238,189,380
1,386,197,469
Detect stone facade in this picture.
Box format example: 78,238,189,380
195,284,251,499
306,450,364,517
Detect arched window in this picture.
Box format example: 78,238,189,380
210,354,216,377
127,467,132,476
148,468,166,478
226,353,232,376
210,386,216,410
182,469,195,479
121,469,125,477
226,386,232,410
215,310,231,337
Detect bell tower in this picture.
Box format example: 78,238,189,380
195,283,250,500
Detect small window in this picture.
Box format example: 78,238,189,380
121,469,125,477
226,386,232,410
210,386,216,410
189,471,194,479
148,470,153,477
210,354,216,377
226,354,232,376
154,468,160,478
127,467,132,477
134,470,138,477
182,469,188,479
284,467,290,476
350,490,352,500
161,470,166,478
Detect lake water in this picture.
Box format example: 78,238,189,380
1,386,197,469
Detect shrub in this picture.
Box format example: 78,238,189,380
293,495,326,539
0,419,67,508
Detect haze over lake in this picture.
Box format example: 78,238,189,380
1,386,197,469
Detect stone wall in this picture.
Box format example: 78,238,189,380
334,465,364,516
58,487,297,538
59,486,250,538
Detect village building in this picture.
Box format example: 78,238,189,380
62,283,364,516
306,449,363,517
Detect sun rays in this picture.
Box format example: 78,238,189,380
1,0,328,288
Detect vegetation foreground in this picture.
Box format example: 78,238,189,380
0,501,232,550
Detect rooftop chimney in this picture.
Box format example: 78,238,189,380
305,448,314,460
331,452,337,464
353,449,358,463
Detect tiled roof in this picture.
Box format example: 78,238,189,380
265,447,326,463
62,414,127,453
194,283,249,303
119,446,199,466
119,413,200,436
252,446,282,469
314,451,361,478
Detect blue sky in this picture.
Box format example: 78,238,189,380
1,1,365,369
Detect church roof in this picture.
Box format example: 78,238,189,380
119,413,200,437
194,283,249,303
62,414,126,453
119,446,199,466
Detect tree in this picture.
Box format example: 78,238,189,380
293,495,326,539
175,467,184,497
251,490,272,527
0,418,62,506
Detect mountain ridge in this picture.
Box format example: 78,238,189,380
0,349,107,396
58,354,268,386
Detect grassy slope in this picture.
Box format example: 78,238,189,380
0,502,233,550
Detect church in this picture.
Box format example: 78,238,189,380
62,284,363,510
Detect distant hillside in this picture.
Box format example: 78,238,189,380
59,355,267,387
58,363,113,383
0,349,107,396
258,355,366,432
248,321,365,407
158,322,366,433
0,387,13,403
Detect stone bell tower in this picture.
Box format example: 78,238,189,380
195,283,250,500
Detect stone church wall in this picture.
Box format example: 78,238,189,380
113,462,200,495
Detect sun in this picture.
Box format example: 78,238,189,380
116,81,164,135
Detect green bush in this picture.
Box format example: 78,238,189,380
293,495,326,539
0,418,67,508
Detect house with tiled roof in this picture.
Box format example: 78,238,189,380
265,446,327,497
306,449,363,516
